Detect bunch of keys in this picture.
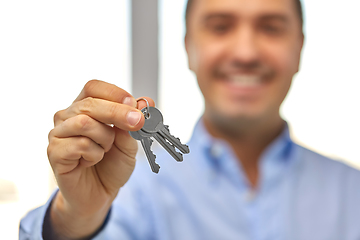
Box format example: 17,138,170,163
129,98,190,173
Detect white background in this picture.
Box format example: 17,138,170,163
0,0,359,239
0,1,131,238
159,0,360,165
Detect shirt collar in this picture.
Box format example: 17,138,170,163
189,117,295,170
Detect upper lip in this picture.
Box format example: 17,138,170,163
214,64,275,80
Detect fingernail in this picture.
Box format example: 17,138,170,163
127,111,142,126
123,97,136,107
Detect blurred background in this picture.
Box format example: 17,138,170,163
0,0,359,238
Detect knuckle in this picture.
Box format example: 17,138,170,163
47,130,59,148
94,150,105,162
47,143,53,159
74,114,93,131
78,97,95,114
47,137,60,163
83,80,99,96
104,135,115,152
106,83,122,101
108,103,121,120
48,128,55,141
53,110,65,123
103,144,112,153
77,137,93,151
109,129,116,143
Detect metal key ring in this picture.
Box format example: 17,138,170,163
136,98,150,119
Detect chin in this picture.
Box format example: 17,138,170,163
208,106,262,125
211,98,263,117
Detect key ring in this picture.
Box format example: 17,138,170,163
137,98,150,119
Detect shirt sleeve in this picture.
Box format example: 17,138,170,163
100,164,159,240
19,189,111,240
19,189,58,240
19,162,157,240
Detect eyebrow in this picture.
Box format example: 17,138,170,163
258,14,290,24
202,13,236,23
202,12,290,24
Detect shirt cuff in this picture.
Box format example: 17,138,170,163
20,188,112,240
43,200,112,240
19,189,59,240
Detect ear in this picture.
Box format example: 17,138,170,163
300,33,304,51
296,33,305,72
184,33,194,72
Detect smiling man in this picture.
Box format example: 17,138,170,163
20,0,360,239
185,0,304,188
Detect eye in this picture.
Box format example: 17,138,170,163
204,17,234,35
263,25,279,33
211,23,232,34
259,23,285,36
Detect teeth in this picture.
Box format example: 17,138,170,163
229,75,261,87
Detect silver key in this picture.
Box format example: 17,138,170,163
138,128,184,162
129,130,160,173
141,107,190,155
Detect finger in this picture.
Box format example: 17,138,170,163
55,98,145,131
74,80,137,108
54,109,66,126
50,114,115,152
112,127,139,157
48,136,105,175
94,127,139,190
136,97,155,110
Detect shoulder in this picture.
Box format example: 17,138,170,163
294,143,360,185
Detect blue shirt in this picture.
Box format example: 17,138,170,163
20,119,360,240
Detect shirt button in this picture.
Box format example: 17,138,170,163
210,143,223,158
244,190,256,202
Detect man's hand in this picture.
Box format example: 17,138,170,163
46,80,154,239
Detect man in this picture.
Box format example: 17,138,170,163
20,0,360,239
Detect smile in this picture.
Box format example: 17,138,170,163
228,75,262,88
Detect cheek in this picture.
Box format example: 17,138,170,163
189,40,225,75
262,42,301,103
265,41,301,78
192,42,227,98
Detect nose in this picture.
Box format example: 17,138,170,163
229,25,260,66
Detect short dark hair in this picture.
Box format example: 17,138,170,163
185,0,304,33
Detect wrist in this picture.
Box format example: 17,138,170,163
50,192,112,239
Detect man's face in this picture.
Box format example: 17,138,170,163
185,0,303,124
